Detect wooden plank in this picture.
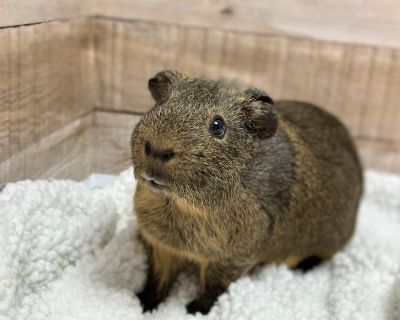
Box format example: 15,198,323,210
3,0,400,49
93,0,400,49
0,19,94,163
0,0,92,27
0,111,140,188
0,113,93,188
92,19,400,145
92,19,161,112
357,138,400,174
91,110,140,174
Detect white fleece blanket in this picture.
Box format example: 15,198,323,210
1,169,400,320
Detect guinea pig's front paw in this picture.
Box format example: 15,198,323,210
186,296,215,315
137,288,162,313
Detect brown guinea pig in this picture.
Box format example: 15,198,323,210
130,70,363,315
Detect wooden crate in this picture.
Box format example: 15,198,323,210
1,0,400,188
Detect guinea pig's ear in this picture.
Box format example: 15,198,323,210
243,88,277,139
148,70,182,104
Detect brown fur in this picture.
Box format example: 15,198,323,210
131,71,363,314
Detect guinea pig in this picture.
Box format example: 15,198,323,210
130,70,363,315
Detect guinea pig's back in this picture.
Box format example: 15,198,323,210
276,101,362,174
275,100,363,183
270,100,363,257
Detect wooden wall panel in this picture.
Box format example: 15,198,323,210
93,0,400,49
91,111,140,174
358,139,400,174
0,111,139,189
0,114,93,188
0,0,93,27
3,0,400,49
92,19,400,145
0,19,94,164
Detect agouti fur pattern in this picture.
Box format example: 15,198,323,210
130,70,363,315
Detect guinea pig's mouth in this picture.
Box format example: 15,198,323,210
141,173,167,192
148,179,163,189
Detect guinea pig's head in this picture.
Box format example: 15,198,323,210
131,70,277,206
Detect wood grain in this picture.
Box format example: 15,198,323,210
0,19,94,164
0,113,93,188
91,110,140,174
0,111,140,189
93,0,400,49
3,0,400,49
358,138,400,174
92,19,400,144
0,0,92,27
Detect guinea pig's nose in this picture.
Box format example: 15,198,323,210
144,141,175,162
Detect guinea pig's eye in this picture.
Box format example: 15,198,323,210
209,116,226,139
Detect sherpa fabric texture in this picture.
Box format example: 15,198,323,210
1,169,400,320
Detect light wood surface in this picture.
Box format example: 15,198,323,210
92,0,400,49
0,19,94,164
358,139,400,174
2,0,400,49
0,113,93,188
91,110,140,174
0,0,92,27
0,111,141,189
